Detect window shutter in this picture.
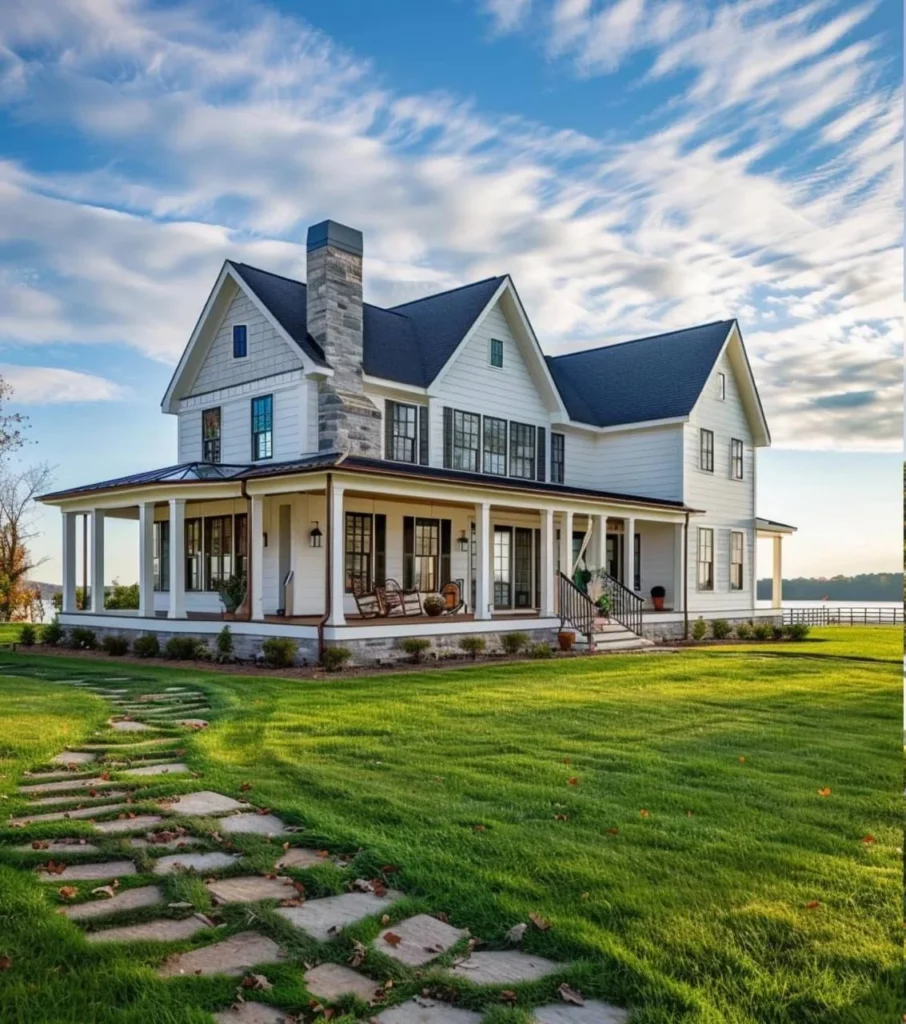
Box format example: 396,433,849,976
403,516,415,590
440,519,452,584
418,406,429,466
384,401,396,459
442,407,453,468
374,514,386,586
536,427,546,482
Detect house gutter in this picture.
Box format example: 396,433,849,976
317,472,333,662
238,479,252,622
682,511,690,639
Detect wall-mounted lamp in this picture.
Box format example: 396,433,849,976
263,532,268,548
309,521,323,548
457,529,469,552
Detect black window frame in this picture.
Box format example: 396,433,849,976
204,515,234,591
234,513,248,581
697,527,714,591
730,531,744,591
717,372,726,400
489,337,504,368
633,532,641,592
386,400,419,464
153,520,170,592
345,512,373,593
185,517,203,592
551,432,565,484
482,416,507,475
509,421,536,480
233,324,248,359
700,428,714,472
452,409,481,472
251,394,273,460
202,406,221,463
730,438,744,480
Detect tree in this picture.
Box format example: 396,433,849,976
0,463,52,621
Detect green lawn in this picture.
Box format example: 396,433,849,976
0,627,899,1024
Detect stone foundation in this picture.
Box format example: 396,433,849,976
641,613,783,642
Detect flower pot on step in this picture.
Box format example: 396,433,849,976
557,631,575,652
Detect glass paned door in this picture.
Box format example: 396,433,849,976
493,527,512,609
514,528,533,608
606,533,624,582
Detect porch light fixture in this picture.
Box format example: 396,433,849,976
309,521,323,548
457,529,469,552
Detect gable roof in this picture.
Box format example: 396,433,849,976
546,321,736,428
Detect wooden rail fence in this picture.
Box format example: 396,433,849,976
782,606,903,626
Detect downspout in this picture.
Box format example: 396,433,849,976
238,480,252,621
317,472,333,662
682,511,690,639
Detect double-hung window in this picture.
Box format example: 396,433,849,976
251,395,273,460
202,407,221,463
698,528,714,591
233,324,247,359
730,531,744,591
413,518,439,592
204,516,233,590
452,410,481,472
510,422,536,479
345,513,373,592
730,438,744,480
234,513,248,580
185,518,203,591
386,400,418,463
489,338,504,368
153,521,170,592
700,428,714,472
482,416,507,475
551,432,565,484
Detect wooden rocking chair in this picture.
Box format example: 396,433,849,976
351,575,383,619
440,579,465,615
383,578,422,617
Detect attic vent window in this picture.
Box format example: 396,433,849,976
717,372,726,400
489,338,504,368
233,324,248,359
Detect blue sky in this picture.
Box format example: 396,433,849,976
0,0,901,583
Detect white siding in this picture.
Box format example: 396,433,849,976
562,426,684,501
684,350,756,614
635,521,680,609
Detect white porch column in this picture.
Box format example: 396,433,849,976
559,510,574,576
673,522,685,611
250,494,266,622
540,508,555,617
625,516,636,591
772,535,783,609
138,502,155,618
592,514,606,572
474,501,491,620
62,512,77,613
90,509,105,613
325,484,345,626
167,498,186,620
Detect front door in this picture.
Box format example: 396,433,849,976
606,533,624,582
492,526,537,610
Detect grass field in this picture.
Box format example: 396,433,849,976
0,626,899,1024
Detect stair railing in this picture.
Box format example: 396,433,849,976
557,572,596,638
595,570,644,637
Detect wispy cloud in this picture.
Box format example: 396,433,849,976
0,0,900,450
0,364,129,404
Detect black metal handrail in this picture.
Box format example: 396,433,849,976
596,570,644,636
558,571,596,637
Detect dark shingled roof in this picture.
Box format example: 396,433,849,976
546,321,735,428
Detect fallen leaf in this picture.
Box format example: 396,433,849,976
43,861,67,876
554,813,568,821
383,932,402,947
566,777,579,787
562,757,571,766
862,834,876,845
31,840,49,850
0,956,11,970
817,787,832,798
240,973,272,991
91,886,116,899
348,940,366,966
738,756,746,764
58,886,78,901
433,912,449,923
805,900,821,910
580,892,589,901
240,783,252,792
501,990,518,1005
380,914,391,925
505,923,527,944
473,824,486,832
317,850,330,858
558,983,584,1006
529,912,551,931
606,827,619,836
640,809,651,818
380,864,399,874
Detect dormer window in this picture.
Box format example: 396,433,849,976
489,338,504,368
233,324,248,359
717,372,726,400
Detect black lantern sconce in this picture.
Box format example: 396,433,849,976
457,529,469,552
309,521,323,548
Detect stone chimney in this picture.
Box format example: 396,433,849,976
306,220,381,456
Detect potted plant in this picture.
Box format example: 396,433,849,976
650,585,666,611
422,593,445,617
587,572,611,621
557,630,575,651
217,573,247,619
595,592,611,619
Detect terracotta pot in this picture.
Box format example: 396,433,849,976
652,596,665,611
557,631,575,651
222,610,236,621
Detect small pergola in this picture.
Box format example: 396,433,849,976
755,517,797,608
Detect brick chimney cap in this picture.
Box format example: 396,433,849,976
307,220,363,257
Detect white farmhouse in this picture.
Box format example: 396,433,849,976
41,220,794,662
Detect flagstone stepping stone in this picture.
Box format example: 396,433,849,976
217,813,287,836
51,751,97,765
275,847,332,870
123,762,190,777
87,914,211,944
110,720,154,732
173,719,209,729
374,999,482,1024
18,776,107,794
152,851,240,875
157,791,244,816
448,951,561,985
11,803,128,825
36,858,136,881
276,890,403,942
94,814,165,834
15,840,100,853
28,790,128,807
532,1002,630,1024
374,914,467,967
214,1004,288,1024
129,836,201,850
304,962,381,1003
62,884,164,921
206,875,295,904
19,769,98,784
158,931,286,978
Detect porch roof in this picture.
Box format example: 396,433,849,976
39,452,697,515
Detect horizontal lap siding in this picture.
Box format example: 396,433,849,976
635,522,678,609
561,426,683,501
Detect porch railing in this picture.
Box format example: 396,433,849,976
558,570,644,638
782,606,903,626
557,572,596,637
596,570,644,637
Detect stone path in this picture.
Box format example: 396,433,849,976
1,671,631,1024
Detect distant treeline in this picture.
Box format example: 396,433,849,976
756,573,902,601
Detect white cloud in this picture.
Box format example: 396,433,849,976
0,364,129,404
482,0,533,32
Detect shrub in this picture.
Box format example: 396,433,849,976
164,636,199,660
710,619,731,640
101,634,130,657
40,618,65,646
133,634,160,659
751,622,773,641
18,623,36,646
528,641,553,658
771,624,784,640
422,594,446,616
783,622,810,641
691,617,707,641
459,635,486,660
501,632,529,656
398,637,431,663
321,646,351,672
262,637,298,669
69,626,97,650
105,579,139,610
217,573,247,613
213,625,236,663
734,621,752,640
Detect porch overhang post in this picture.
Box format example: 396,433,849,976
673,522,685,611
89,509,105,613
625,516,636,591
559,510,574,577
592,513,606,571
474,501,491,620
61,512,77,613
250,494,265,622
138,502,155,617
167,498,186,620
326,483,346,626
540,508,555,617
772,535,783,609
